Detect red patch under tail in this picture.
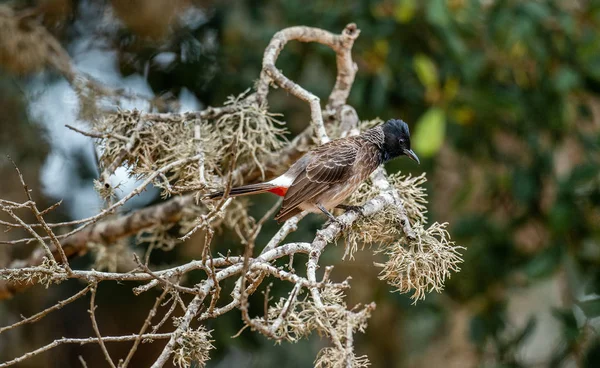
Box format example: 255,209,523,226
267,187,288,197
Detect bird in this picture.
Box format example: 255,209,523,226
207,119,419,223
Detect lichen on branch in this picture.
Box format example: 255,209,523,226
93,91,287,197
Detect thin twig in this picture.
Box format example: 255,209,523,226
78,355,88,368
0,334,171,367
121,288,169,368
89,283,117,368
151,293,180,334
0,285,92,335
270,283,302,337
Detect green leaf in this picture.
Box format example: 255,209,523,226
413,54,439,89
443,77,460,102
394,0,417,23
524,245,562,279
469,314,487,346
552,308,580,342
512,167,536,204
412,107,446,157
554,66,581,93
584,270,600,295
426,0,450,27
578,298,600,318
522,2,551,20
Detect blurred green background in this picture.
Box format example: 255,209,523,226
1,0,600,367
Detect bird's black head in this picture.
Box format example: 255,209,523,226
381,119,420,164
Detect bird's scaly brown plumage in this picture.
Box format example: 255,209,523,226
274,128,384,222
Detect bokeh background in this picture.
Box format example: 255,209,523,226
1,0,600,367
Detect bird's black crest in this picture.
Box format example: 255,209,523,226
382,119,410,139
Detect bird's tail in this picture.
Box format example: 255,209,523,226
206,183,275,200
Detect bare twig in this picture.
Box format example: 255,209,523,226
0,285,92,335
0,334,171,367
270,283,302,336
89,283,117,368
151,293,180,334
133,255,199,296
65,124,113,139
121,287,169,368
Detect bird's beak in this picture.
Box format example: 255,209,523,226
404,149,420,164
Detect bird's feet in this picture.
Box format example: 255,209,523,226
315,203,347,230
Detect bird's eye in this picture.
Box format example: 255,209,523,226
399,139,405,144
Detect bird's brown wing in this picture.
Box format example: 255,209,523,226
275,139,359,221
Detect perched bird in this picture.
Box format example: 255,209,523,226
208,119,419,223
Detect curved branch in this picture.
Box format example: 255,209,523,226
256,23,360,144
